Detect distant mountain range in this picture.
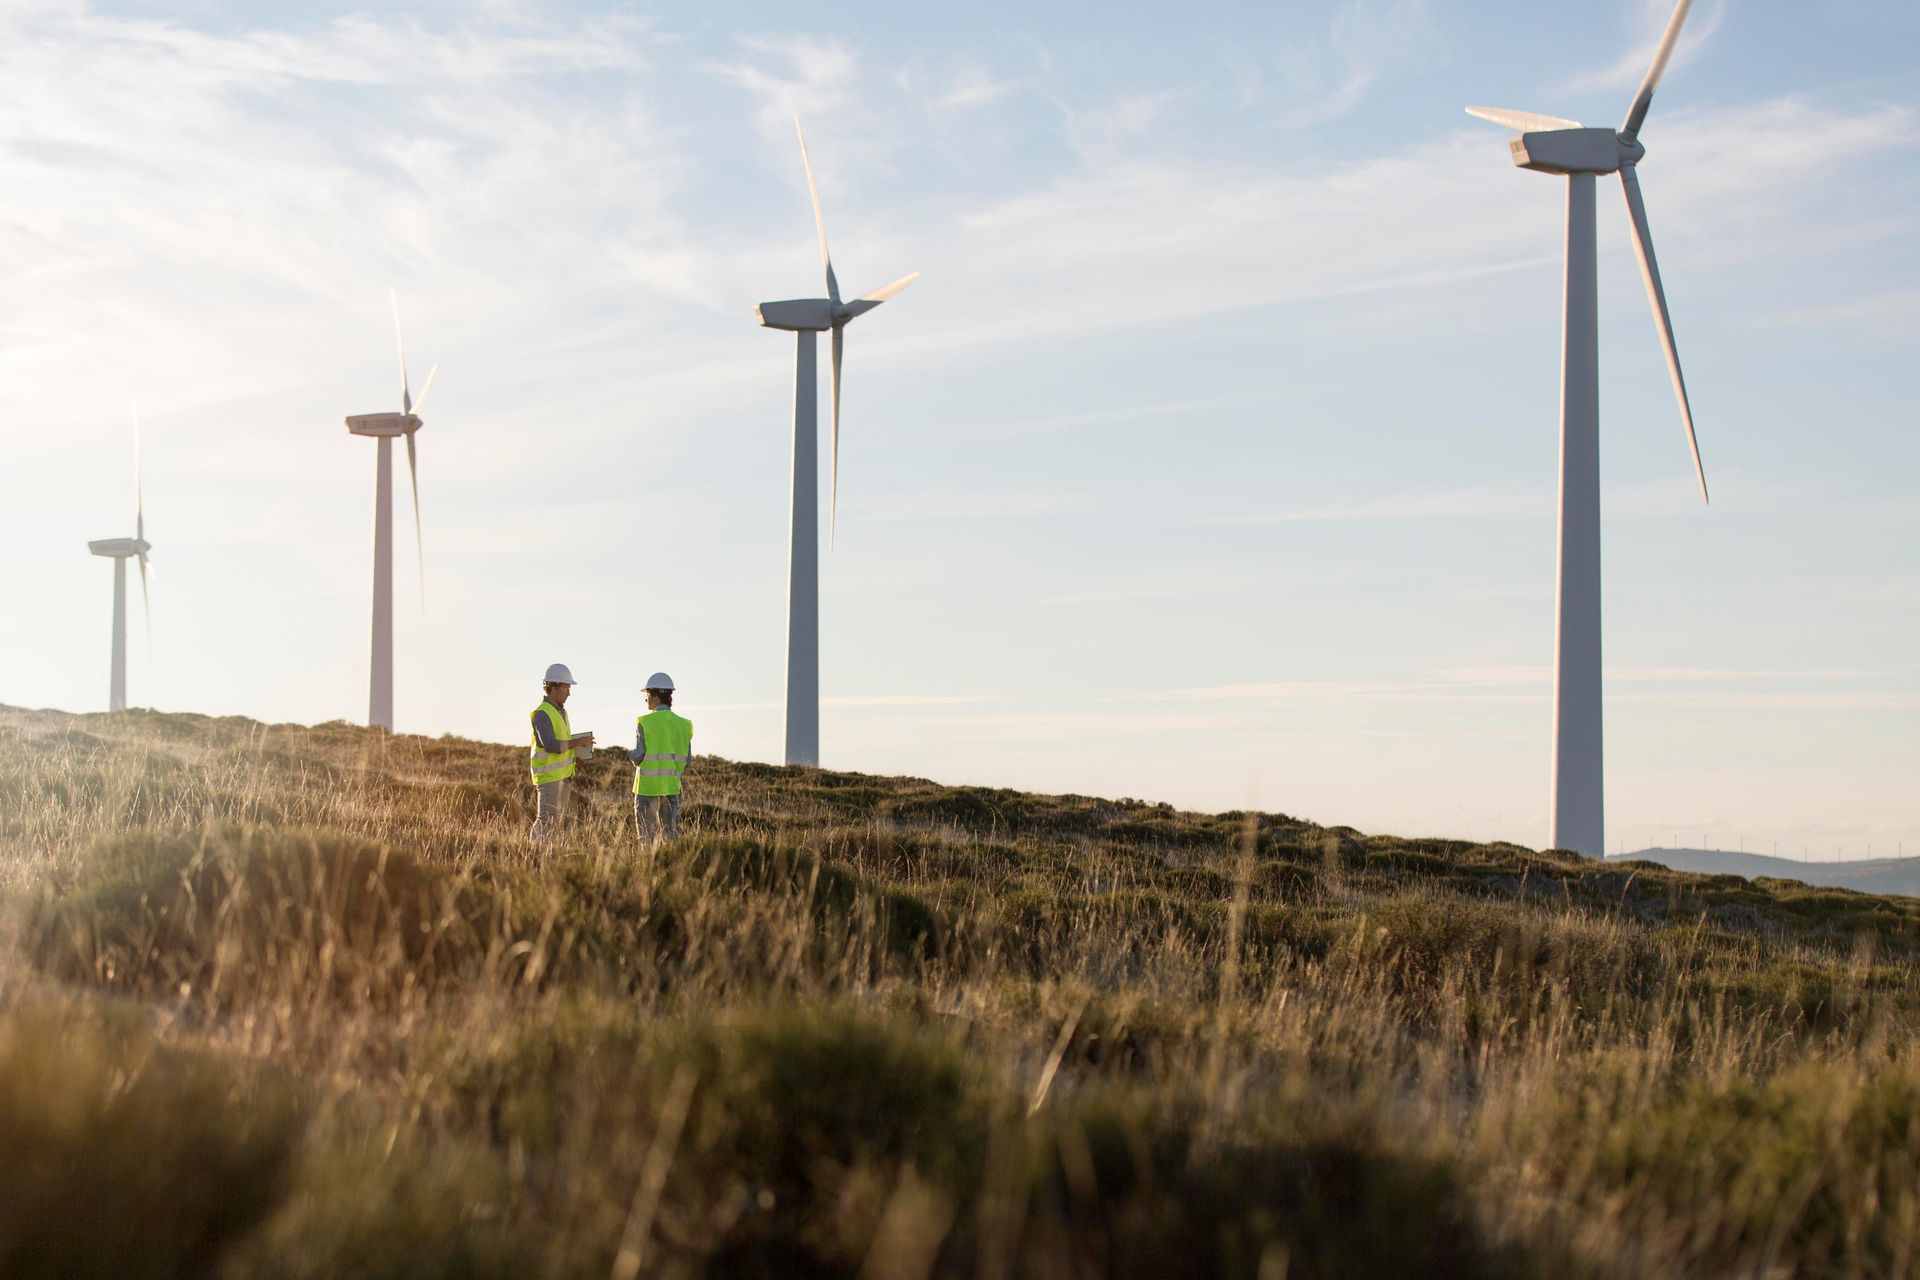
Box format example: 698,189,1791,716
1612,848,1920,901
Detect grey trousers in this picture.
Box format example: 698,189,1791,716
634,793,680,845
531,779,570,844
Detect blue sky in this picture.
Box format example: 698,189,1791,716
2,0,1915,856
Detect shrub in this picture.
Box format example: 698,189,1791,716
0,1004,299,1279
27,824,497,1008
1023,1088,1540,1280
1517,1057,1920,1276
224,1126,536,1280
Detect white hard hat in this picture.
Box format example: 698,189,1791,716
544,662,577,685
644,671,675,691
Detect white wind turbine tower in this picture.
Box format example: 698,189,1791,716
343,293,436,732
86,410,153,712
1467,0,1710,857
756,118,918,767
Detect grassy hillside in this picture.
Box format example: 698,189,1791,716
4,705,1919,1279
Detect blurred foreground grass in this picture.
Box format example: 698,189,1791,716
3,705,1918,1278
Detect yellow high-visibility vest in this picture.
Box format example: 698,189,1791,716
632,708,693,796
529,700,575,786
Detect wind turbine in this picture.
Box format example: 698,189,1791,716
755,118,918,767
343,292,435,732
1467,0,1710,857
86,408,152,712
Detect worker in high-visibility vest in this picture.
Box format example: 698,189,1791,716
630,671,693,846
530,662,593,844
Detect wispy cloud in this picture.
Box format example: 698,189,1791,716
6,3,1908,445
860,97,1915,364
1615,691,1920,711
0,5,688,417
1213,487,1542,524
707,33,861,140
1443,665,1885,686
863,489,1096,523
1564,0,1728,99
1154,679,1537,706
922,61,1020,113
1060,86,1202,161
1158,666,1904,708
930,393,1288,442
1755,289,1920,332
1266,0,1444,127
697,693,985,714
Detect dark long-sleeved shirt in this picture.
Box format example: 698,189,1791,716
532,703,565,753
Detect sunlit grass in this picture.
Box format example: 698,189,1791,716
3,703,1917,1277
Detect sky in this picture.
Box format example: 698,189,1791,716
2,0,1915,858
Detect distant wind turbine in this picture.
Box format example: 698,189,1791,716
1466,0,1710,857
756,118,918,767
343,292,436,732
86,407,152,712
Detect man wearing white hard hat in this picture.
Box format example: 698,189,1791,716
630,672,693,846
529,662,593,844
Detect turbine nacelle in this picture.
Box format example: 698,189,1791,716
755,298,837,332
345,411,423,438
87,537,150,559
755,294,901,332
1508,127,1645,176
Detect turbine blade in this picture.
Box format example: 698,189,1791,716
132,399,144,543
829,324,843,547
1621,0,1695,140
412,363,438,416
857,272,920,304
391,288,413,414
1464,105,1583,132
138,551,152,656
836,273,920,323
794,116,840,304
1620,167,1708,504
405,429,426,603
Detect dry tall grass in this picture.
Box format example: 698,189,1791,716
3,704,1918,1278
